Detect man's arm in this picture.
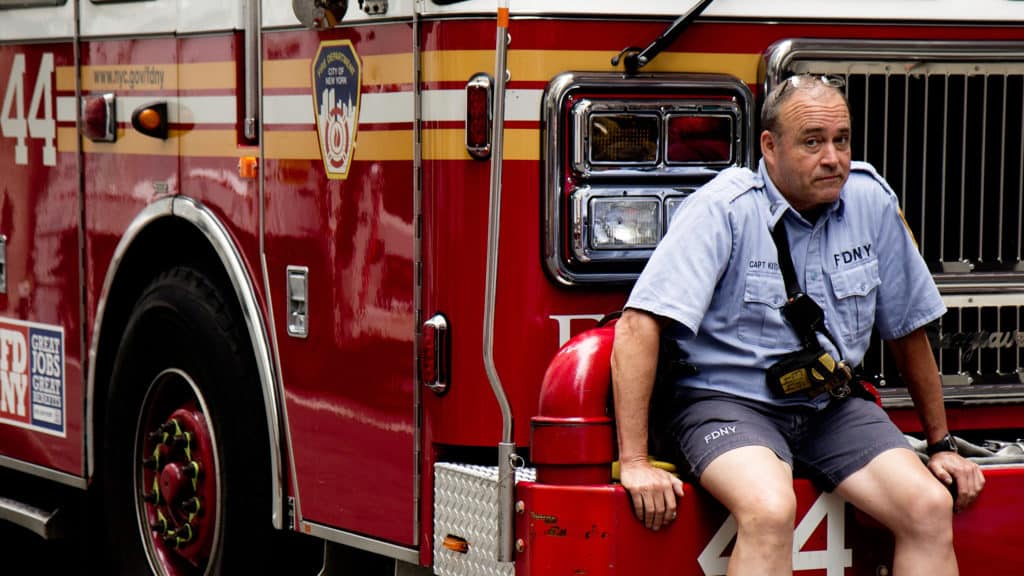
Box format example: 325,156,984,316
885,326,985,510
612,308,685,530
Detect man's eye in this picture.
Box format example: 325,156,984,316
804,137,820,148
835,135,851,149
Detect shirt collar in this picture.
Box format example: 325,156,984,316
757,158,846,229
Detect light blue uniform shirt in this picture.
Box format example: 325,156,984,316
626,159,946,407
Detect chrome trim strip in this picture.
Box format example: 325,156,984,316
762,39,1024,97
942,293,1024,308
412,5,424,547
302,521,420,565
86,196,285,529
243,0,260,140
74,0,87,483
0,455,87,489
543,72,754,285
252,4,295,532
0,495,63,539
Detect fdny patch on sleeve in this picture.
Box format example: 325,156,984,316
0,318,65,437
312,40,362,180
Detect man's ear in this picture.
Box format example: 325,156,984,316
760,129,776,161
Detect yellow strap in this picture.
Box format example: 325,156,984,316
611,458,678,481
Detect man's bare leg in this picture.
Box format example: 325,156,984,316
700,445,795,576
836,448,957,576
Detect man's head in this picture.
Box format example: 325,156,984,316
760,75,851,214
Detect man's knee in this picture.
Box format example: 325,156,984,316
893,479,954,540
733,488,797,538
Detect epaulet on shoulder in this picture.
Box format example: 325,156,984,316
849,160,897,198
699,167,759,202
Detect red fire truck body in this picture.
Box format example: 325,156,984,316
2,1,1024,574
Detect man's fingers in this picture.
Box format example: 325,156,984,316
622,463,685,530
641,491,657,529
672,476,686,498
929,454,985,511
631,491,646,523
954,464,985,510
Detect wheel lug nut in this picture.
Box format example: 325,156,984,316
184,461,201,479
181,497,201,514
173,433,191,448
142,456,159,469
143,491,160,504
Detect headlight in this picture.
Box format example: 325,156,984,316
590,197,660,249
571,187,693,262
544,72,754,284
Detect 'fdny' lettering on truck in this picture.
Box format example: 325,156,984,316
0,318,65,437
0,329,27,418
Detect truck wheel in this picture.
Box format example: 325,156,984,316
102,267,272,575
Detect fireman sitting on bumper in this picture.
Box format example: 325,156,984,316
611,74,984,576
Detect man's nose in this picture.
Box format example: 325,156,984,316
820,142,839,166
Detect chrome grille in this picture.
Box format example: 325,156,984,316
864,304,1024,385
786,58,1024,273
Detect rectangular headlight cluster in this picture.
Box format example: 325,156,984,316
544,73,754,284
573,187,693,259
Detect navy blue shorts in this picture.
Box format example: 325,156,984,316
661,389,913,491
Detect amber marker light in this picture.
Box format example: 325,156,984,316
131,102,169,139
238,156,259,180
442,535,469,554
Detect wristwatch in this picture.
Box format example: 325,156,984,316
926,433,958,456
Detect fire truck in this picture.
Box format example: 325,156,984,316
2,0,1024,574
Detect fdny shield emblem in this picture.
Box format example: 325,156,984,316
312,40,361,180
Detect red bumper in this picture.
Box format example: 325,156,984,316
514,469,1024,575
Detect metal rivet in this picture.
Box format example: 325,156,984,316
515,538,525,552
515,501,525,514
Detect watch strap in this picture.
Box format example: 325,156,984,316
926,433,957,456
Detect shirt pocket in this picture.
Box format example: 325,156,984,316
737,270,788,347
828,259,881,340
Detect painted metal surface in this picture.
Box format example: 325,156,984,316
262,23,417,545
0,40,82,474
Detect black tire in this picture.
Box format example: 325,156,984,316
101,267,273,576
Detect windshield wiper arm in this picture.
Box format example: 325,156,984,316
612,0,716,74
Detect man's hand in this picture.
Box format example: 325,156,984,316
620,458,685,531
927,452,985,511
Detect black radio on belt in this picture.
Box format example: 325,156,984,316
766,221,852,398
781,292,826,344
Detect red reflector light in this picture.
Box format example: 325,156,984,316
420,327,437,384
82,93,116,142
465,73,493,160
666,115,733,164
420,314,449,395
